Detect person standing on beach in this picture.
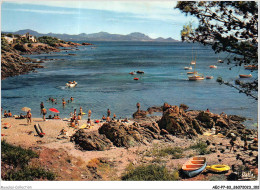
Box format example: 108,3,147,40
42,108,47,121
27,110,32,124
136,102,140,112
107,109,111,117
40,102,44,114
88,109,92,119
79,107,83,116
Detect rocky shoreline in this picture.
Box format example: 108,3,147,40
1,103,258,181
1,40,93,80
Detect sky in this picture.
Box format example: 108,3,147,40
1,1,197,40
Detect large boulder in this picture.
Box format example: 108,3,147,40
99,121,161,147
196,111,214,128
71,129,113,151
158,106,205,137
99,122,142,147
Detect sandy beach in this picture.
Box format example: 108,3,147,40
1,114,258,181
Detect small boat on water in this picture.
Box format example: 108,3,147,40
244,65,258,70
206,76,213,79
188,74,204,81
66,81,78,87
184,66,192,70
218,59,224,63
187,71,198,75
209,65,217,69
129,72,136,75
182,157,207,178
133,77,139,80
136,71,144,74
239,74,252,78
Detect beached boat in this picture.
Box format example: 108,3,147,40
182,157,207,177
209,65,217,69
244,65,258,70
206,165,230,173
206,76,213,79
66,81,77,87
239,74,252,78
184,66,192,70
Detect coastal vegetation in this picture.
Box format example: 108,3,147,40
176,1,258,100
38,36,65,47
122,164,179,181
1,140,55,181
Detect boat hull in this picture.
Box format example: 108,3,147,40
182,157,207,178
239,74,252,78
189,76,204,81
66,82,77,87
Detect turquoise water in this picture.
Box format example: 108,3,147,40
1,42,257,128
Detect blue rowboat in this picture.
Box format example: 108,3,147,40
182,157,207,178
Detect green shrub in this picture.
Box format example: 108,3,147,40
5,166,55,181
189,141,210,155
38,36,61,46
1,140,38,167
147,145,184,158
1,37,10,51
13,43,27,52
122,164,179,181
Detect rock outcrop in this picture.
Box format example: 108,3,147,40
71,130,113,151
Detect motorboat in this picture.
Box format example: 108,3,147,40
188,75,204,81
239,74,252,78
209,65,217,69
184,66,192,70
182,157,207,178
136,71,144,74
206,76,213,79
244,65,258,70
66,81,77,87
187,71,198,75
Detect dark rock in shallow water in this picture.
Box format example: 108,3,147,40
133,110,148,119
71,129,113,151
147,106,163,114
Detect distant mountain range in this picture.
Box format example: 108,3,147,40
3,29,179,42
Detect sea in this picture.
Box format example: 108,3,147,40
1,41,258,128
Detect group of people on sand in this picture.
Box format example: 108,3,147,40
3,110,12,118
